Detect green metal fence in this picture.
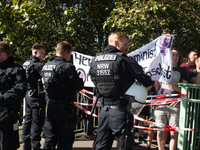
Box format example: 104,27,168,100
178,83,200,150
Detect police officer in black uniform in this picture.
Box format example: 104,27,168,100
89,32,152,150
41,41,84,150
22,43,46,150
0,42,27,150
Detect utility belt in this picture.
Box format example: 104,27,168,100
102,105,126,111
101,97,127,106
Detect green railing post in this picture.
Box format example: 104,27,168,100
177,83,188,150
177,83,200,150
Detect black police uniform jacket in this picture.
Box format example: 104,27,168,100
89,45,152,102
42,56,84,102
0,57,27,114
23,55,44,107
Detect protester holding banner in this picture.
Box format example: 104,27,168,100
89,31,152,150
154,47,188,150
180,49,198,73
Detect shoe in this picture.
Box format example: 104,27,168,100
82,133,87,138
84,135,94,140
137,137,147,145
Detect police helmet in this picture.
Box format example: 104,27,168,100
125,81,148,115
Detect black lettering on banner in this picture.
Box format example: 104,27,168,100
74,52,82,65
74,52,92,66
132,44,157,62
77,68,90,83
144,63,171,79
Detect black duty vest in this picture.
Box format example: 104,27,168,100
41,60,71,100
23,60,41,91
90,52,132,97
0,64,24,112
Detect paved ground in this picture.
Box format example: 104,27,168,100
17,125,168,150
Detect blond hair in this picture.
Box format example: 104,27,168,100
108,32,129,45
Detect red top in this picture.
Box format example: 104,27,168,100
180,63,196,73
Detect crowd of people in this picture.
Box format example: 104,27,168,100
0,32,198,150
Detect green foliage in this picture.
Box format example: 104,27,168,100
0,0,115,64
0,0,199,64
104,0,200,57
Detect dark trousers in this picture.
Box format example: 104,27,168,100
22,97,46,149
0,115,19,150
93,106,133,150
43,101,75,150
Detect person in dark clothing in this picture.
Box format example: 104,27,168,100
0,42,27,150
22,43,46,150
89,32,152,150
41,41,84,150
81,86,94,140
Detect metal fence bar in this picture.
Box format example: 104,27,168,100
177,83,200,150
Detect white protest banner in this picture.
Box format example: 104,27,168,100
127,34,174,83
73,51,94,87
73,34,174,87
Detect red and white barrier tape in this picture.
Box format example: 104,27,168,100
75,104,99,118
73,102,99,107
146,97,180,103
74,101,194,131
79,91,96,102
81,89,94,95
147,93,187,98
134,115,194,131
134,125,178,132
145,97,187,107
